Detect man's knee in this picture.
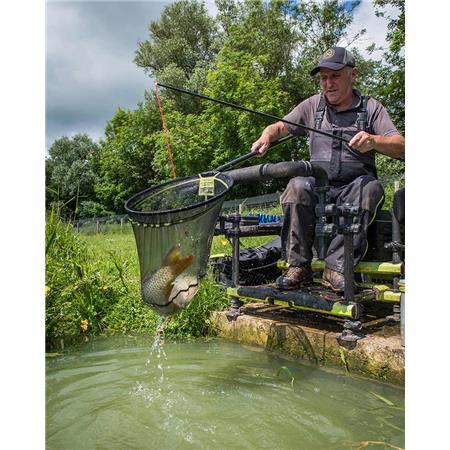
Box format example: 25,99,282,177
361,178,384,212
281,177,315,205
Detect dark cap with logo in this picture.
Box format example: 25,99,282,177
310,47,355,76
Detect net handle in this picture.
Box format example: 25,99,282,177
213,135,295,173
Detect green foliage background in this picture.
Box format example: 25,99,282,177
46,0,405,217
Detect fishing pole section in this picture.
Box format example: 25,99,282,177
155,82,355,148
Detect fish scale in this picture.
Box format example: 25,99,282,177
142,265,177,306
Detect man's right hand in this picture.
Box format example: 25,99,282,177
251,132,271,157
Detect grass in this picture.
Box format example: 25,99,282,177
46,212,157,348
47,212,275,347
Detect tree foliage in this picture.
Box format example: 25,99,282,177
96,96,162,212
134,0,219,114
372,0,405,133
46,134,101,217
370,0,405,182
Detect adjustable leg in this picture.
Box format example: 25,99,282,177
336,319,364,348
225,215,243,321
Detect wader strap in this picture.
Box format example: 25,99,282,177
356,96,369,131
314,95,327,130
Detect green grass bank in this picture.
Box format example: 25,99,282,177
45,212,274,349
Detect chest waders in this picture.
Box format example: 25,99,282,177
313,95,384,309
312,94,374,184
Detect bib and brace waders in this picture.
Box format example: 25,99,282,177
280,95,385,273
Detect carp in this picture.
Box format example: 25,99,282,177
141,245,194,315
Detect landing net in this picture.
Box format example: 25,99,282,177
125,173,233,316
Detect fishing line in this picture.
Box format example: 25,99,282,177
154,82,177,178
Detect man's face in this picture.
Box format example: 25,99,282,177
319,67,357,107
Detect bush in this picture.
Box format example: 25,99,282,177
45,209,156,347
77,200,114,219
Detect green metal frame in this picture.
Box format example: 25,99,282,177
278,259,402,276
226,287,358,318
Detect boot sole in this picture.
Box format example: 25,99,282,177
321,279,344,293
276,276,313,291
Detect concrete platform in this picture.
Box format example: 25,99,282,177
210,303,404,385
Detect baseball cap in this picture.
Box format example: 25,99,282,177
310,47,355,76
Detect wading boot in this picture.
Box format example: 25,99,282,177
322,267,346,293
276,265,313,290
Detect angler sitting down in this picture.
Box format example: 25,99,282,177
251,47,405,293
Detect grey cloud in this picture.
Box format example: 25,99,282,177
46,1,171,149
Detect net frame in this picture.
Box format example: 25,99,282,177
124,173,234,226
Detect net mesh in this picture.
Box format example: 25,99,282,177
125,173,233,316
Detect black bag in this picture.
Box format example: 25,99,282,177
210,237,282,286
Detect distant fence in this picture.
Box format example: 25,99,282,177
73,193,282,233
74,214,129,234
221,192,281,213
73,178,402,233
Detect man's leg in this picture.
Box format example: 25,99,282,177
277,176,317,289
323,176,385,291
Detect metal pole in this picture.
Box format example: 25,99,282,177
213,135,295,173
343,233,355,303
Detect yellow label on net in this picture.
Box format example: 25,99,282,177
198,175,215,197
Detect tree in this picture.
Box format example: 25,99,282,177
134,0,219,113
372,0,405,133
96,95,163,212
46,134,101,217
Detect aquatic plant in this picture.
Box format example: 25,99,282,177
339,347,350,373
276,365,295,386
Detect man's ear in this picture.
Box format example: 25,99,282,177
351,67,358,82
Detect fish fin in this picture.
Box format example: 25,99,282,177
163,245,181,266
172,253,194,276
163,246,194,276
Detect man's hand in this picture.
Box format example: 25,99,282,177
251,132,271,157
349,131,405,158
348,131,376,153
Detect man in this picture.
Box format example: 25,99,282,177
251,47,405,292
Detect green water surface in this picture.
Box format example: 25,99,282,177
46,336,404,449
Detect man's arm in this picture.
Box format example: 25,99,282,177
349,131,405,159
251,121,290,157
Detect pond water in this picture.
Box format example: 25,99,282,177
46,336,404,450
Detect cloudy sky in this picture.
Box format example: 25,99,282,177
46,0,398,150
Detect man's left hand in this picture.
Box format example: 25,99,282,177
348,131,376,153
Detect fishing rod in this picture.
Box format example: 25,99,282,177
156,82,352,146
